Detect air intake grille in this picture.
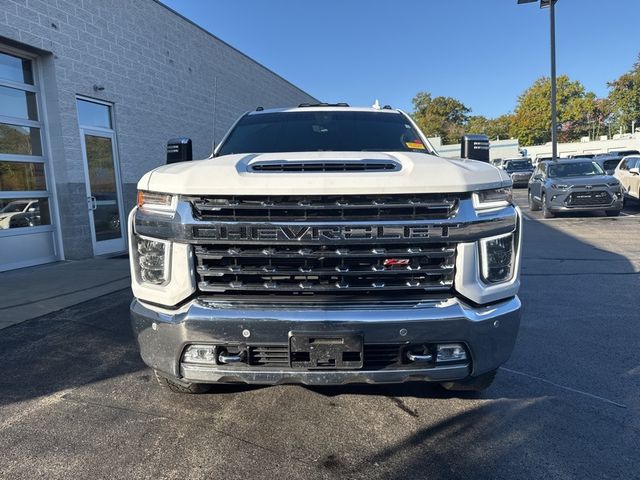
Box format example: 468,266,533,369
566,191,612,206
190,194,461,222
248,160,401,173
194,242,456,296
247,344,403,369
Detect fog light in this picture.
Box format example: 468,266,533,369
183,345,217,364
479,232,515,284
135,235,170,285
437,344,467,362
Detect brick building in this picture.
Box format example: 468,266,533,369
0,0,316,271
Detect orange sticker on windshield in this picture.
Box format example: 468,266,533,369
406,141,425,150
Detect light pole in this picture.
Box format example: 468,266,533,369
518,0,559,160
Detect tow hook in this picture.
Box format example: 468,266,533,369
406,351,433,363
218,350,246,364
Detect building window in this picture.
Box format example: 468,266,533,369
0,48,57,271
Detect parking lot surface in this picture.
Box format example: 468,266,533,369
0,190,638,480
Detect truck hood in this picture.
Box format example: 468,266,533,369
139,151,511,195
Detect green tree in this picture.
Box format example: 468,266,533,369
511,75,601,146
466,114,513,140
607,54,640,133
412,92,471,144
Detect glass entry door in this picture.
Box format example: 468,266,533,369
80,128,125,255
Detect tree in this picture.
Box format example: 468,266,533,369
511,75,602,146
466,114,513,140
607,54,640,134
412,92,471,144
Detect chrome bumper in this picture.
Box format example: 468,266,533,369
131,296,521,386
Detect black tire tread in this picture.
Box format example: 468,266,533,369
154,370,210,394
542,193,554,218
528,191,541,211
440,369,497,392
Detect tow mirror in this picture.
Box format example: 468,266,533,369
167,137,193,164
460,134,490,163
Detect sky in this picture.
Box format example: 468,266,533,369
162,0,640,118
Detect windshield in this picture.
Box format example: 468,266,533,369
603,159,620,171
216,111,432,155
547,161,605,178
0,201,28,213
505,160,532,171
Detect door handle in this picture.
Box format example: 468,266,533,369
87,196,97,211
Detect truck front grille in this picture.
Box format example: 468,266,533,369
194,242,456,295
191,194,461,222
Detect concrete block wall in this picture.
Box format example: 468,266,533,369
0,0,317,259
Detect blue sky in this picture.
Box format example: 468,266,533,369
162,0,640,118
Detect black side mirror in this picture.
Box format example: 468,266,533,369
167,137,193,164
460,134,490,163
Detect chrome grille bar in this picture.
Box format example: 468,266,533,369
190,194,461,222
194,241,456,296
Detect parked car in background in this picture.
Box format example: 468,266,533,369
0,199,40,229
528,159,623,218
614,155,640,201
610,149,640,157
503,158,534,187
593,154,624,175
569,153,596,159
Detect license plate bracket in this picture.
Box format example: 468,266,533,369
289,332,363,369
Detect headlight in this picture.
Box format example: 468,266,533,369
551,184,570,189
135,235,171,285
479,232,516,284
137,191,176,215
473,188,512,210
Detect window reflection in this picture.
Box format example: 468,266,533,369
0,86,38,120
0,124,42,155
0,161,46,191
0,52,33,85
0,197,50,229
77,99,111,129
84,134,121,241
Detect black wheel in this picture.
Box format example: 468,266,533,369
440,369,497,392
542,193,555,218
605,209,621,217
154,370,211,394
528,190,540,211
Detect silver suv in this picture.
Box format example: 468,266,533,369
528,159,623,218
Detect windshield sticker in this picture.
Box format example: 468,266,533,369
406,141,425,150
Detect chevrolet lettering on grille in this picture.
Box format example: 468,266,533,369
193,224,455,242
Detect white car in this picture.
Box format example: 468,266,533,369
613,155,640,200
128,105,522,394
0,199,39,229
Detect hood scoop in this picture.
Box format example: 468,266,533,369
247,159,401,173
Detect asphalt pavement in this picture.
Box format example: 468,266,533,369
0,189,638,480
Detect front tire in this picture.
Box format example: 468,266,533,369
440,369,497,392
542,193,555,218
528,190,540,211
154,370,211,394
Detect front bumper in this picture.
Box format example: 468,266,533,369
547,189,623,212
131,296,521,386
510,173,532,186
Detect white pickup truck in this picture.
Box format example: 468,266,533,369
129,105,522,394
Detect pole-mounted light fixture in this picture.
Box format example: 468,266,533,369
517,0,559,161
